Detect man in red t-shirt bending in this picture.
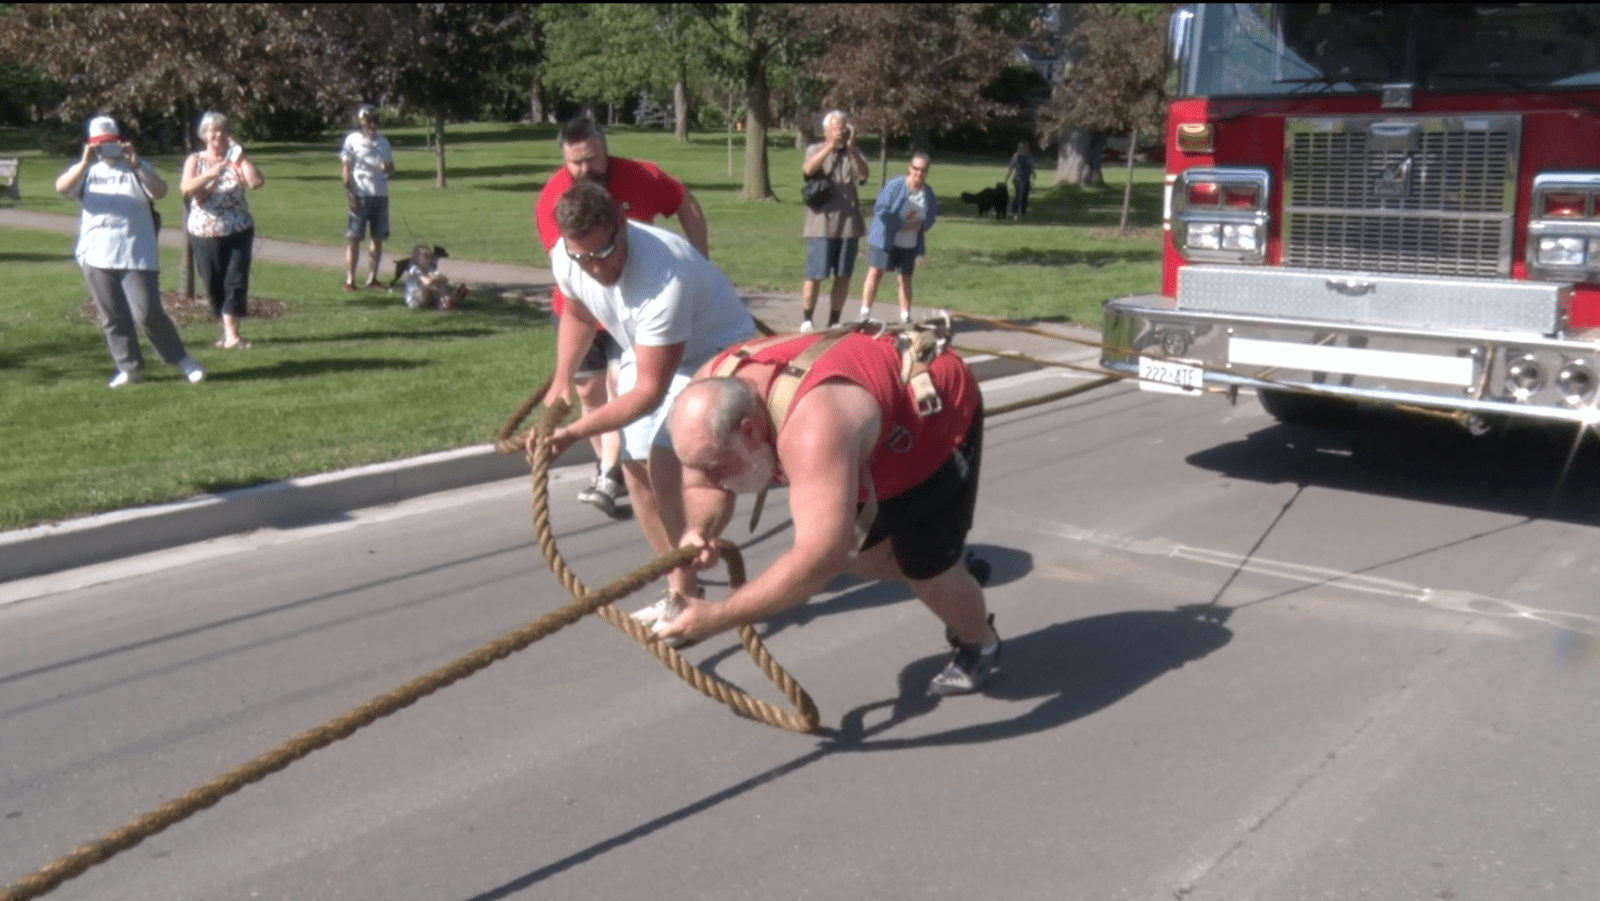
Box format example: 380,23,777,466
654,330,1000,697
534,118,710,515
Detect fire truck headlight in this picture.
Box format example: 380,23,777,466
1221,223,1259,252
1536,236,1587,267
1187,222,1222,250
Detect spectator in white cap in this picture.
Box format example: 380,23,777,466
54,115,205,388
339,103,394,291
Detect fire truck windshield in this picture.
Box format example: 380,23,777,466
1182,4,1600,98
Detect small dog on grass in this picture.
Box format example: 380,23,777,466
391,244,467,310
959,183,1010,219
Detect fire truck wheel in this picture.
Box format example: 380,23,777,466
1257,388,1358,427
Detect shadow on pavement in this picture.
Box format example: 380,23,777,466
1187,408,1600,527
458,601,1233,900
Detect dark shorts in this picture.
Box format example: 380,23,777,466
576,328,622,379
866,244,919,278
862,407,984,581
346,196,390,242
805,237,859,281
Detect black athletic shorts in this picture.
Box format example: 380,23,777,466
575,327,622,379
861,406,984,581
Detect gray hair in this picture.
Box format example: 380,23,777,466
553,179,618,240
196,111,229,141
701,377,763,442
822,110,848,130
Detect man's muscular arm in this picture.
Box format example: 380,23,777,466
658,382,881,641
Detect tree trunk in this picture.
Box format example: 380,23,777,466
726,83,736,177
673,77,689,142
879,139,889,190
529,72,544,124
1120,126,1138,231
1055,127,1104,187
433,110,447,189
741,58,773,200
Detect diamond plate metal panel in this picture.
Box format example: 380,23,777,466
1178,265,1566,335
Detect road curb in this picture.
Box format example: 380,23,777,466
0,443,580,584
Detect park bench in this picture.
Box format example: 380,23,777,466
0,157,18,202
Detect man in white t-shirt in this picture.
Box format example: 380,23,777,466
536,179,755,603
339,104,394,291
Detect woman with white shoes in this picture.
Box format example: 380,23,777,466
55,115,204,388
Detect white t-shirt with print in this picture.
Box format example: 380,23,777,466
340,131,392,197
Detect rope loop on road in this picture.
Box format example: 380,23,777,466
498,397,821,735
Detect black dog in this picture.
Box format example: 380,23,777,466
960,182,1009,219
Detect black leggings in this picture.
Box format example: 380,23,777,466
191,227,254,319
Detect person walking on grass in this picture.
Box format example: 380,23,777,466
339,104,394,291
56,115,205,388
858,151,938,325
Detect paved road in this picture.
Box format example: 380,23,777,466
4,376,1598,900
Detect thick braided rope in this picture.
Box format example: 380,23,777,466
0,514,714,901
517,400,818,733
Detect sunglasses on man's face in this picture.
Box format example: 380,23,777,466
567,222,620,265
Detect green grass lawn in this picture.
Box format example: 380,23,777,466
0,226,554,530
0,122,1161,529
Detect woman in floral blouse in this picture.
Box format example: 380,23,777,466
180,111,265,349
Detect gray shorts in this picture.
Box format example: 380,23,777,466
346,196,390,242
805,237,858,281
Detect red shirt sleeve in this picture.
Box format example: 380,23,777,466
534,169,573,317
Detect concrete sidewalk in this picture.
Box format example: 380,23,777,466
0,207,1109,585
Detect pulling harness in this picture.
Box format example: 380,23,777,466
708,315,957,545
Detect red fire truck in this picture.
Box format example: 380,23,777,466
1101,3,1600,432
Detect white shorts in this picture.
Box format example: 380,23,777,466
616,355,698,462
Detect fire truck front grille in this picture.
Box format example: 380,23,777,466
1282,116,1519,278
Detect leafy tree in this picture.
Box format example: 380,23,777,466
0,4,360,144
1039,3,1167,193
363,3,531,189
539,3,707,140
813,3,1030,185
690,3,816,201
1039,3,1167,225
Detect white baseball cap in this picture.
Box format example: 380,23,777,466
87,116,120,145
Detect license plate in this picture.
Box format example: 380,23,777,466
1138,356,1203,395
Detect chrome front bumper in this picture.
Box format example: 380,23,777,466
1102,267,1600,424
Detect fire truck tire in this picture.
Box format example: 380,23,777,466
1257,388,1359,427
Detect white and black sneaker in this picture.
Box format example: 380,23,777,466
630,590,695,648
928,614,1000,696
577,472,621,516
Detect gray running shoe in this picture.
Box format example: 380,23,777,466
928,614,1000,696
577,473,620,516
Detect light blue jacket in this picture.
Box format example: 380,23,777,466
865,174,939,254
